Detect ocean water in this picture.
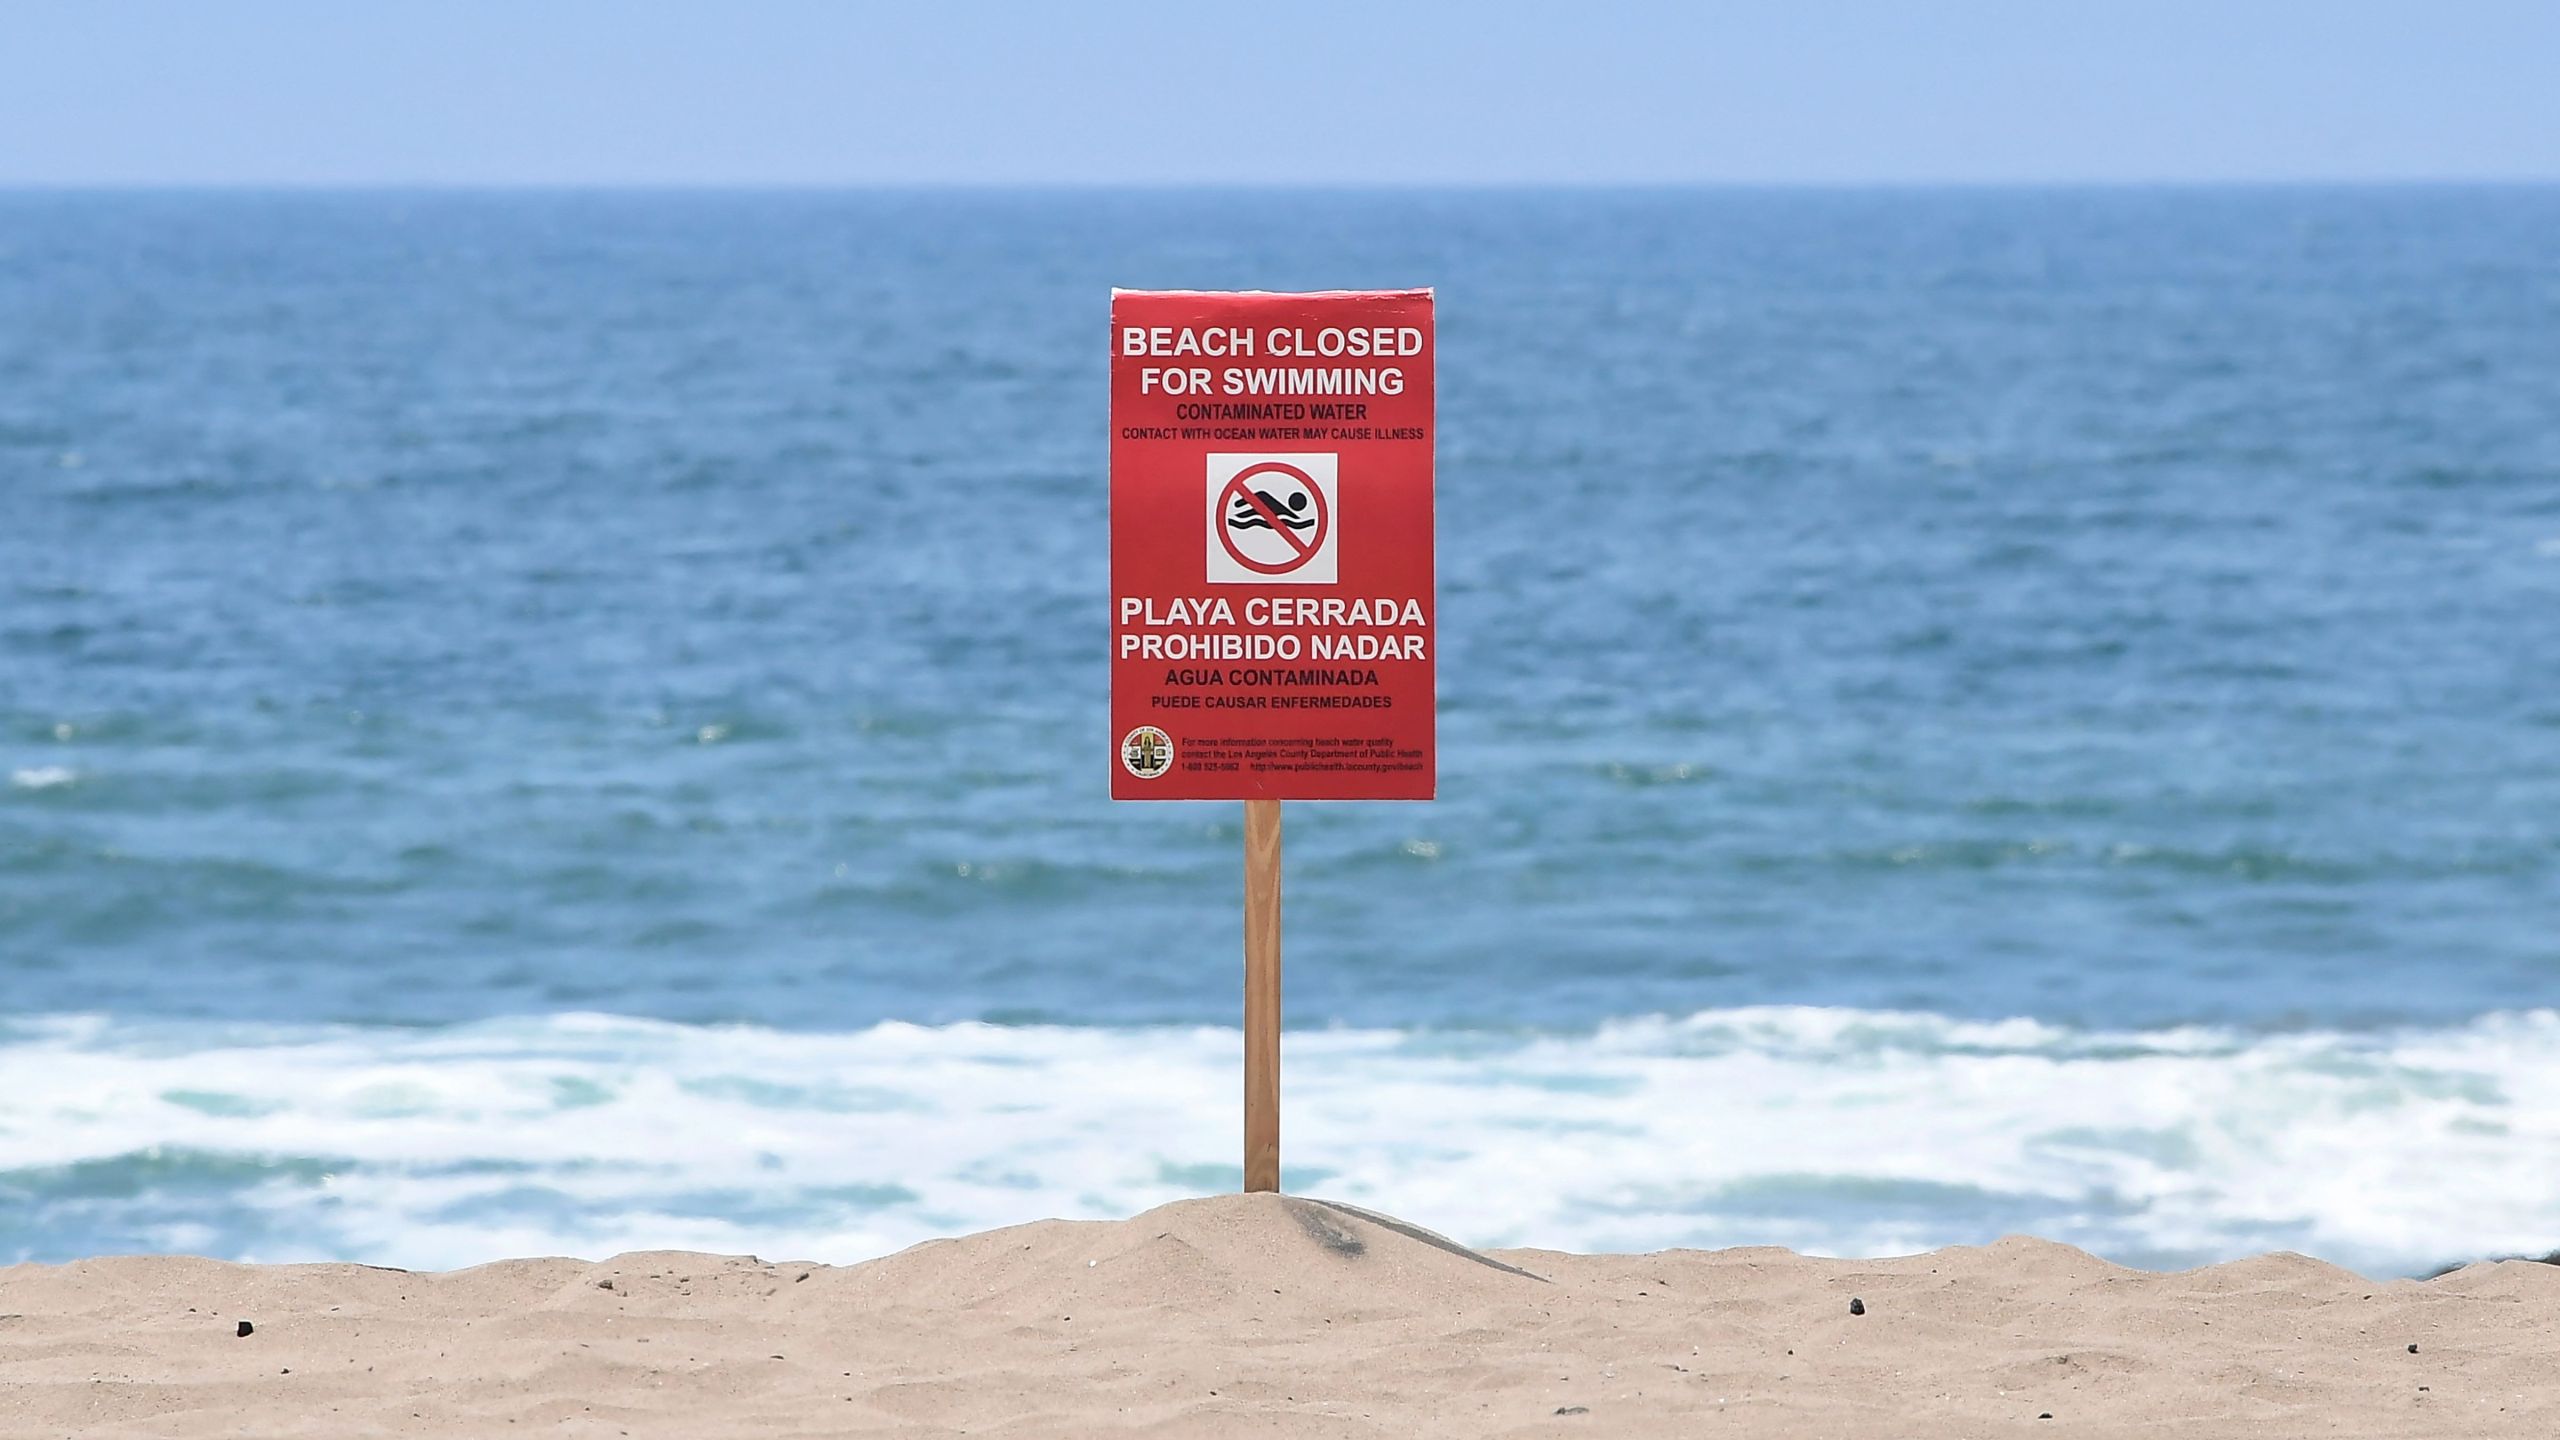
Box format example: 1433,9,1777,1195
3,189,2556,1276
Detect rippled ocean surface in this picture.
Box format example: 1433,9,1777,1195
4,189,2556,1275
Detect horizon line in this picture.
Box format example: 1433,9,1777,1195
4,177,2558,194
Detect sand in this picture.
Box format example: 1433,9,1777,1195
4,1195,2554,1437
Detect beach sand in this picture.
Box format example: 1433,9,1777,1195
4,1194,2553,1437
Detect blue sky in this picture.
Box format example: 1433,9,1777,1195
4,1,2554,185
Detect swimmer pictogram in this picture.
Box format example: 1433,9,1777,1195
1227,487,1316,532
1206,454,1337,584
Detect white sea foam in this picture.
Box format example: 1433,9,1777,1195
8,766,77,790
2,1007,2554,1275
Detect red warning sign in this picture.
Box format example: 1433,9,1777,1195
1110,289,1435,800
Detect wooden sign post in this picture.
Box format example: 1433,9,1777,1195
1108,289,1437,1195
1243,798,1282,1192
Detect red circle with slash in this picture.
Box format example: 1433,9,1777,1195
1216,462,1331,575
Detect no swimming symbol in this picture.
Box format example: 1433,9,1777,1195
1207,455,1337,584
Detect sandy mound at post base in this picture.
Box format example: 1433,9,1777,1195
5,1193,2557,1437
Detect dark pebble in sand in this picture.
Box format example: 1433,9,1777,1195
1554,1406,1589,1415
235,1320,254,1338
597,1279,614,1290
2039,1413,2052,1420
1848,1297,1866,1316
2408,1344,2420,1354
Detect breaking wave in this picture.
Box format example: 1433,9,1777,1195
3,1007,2554,1277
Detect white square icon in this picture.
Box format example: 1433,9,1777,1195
1205,453,1338,584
